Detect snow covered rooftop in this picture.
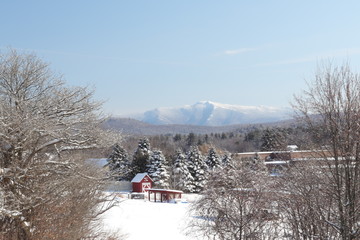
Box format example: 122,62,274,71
265,160,290,165
148,188,183,193
131,173,151,183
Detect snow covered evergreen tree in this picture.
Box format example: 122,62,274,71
130,138,151,178
260,128,286,151
107,144,131,181
222,152,234,169
147,149,170,189
173,149,194,192
187,146,207,193
206,147,221,170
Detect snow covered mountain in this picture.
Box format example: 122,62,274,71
128,101,292,126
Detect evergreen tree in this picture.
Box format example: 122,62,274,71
107,144,131,181
206,147,221,170
260,128,286,151
131,138,151,178
147,149,170,189
222,152,234,169
187,146,207,193
173,134,182,142
173,149,194,192
186,132,196,146
204,134,209,143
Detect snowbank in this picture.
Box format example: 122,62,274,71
99,194,204,240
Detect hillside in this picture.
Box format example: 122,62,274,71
103,117,296,136
124,101,292,126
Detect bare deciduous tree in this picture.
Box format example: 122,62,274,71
0,49,120,239
189,163,281,240
278,160,339,239
290,63,360,239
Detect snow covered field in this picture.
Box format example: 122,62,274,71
100,193,204,240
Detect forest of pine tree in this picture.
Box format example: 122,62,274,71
106,124,313,193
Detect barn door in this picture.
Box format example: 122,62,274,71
142,182,151,192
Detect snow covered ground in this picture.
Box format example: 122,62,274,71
100,193,204,240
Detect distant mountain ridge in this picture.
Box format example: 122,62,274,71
126,101,292,126
103,117,296,136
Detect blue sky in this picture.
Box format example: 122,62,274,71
2,1,360,115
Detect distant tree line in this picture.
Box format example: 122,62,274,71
106,119,320,195
117,123,315,161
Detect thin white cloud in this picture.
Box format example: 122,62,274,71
223,48,257,55
258,48,360,67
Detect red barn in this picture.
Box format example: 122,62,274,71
131,173,153,193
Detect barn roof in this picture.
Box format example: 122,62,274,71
131,173,152,183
